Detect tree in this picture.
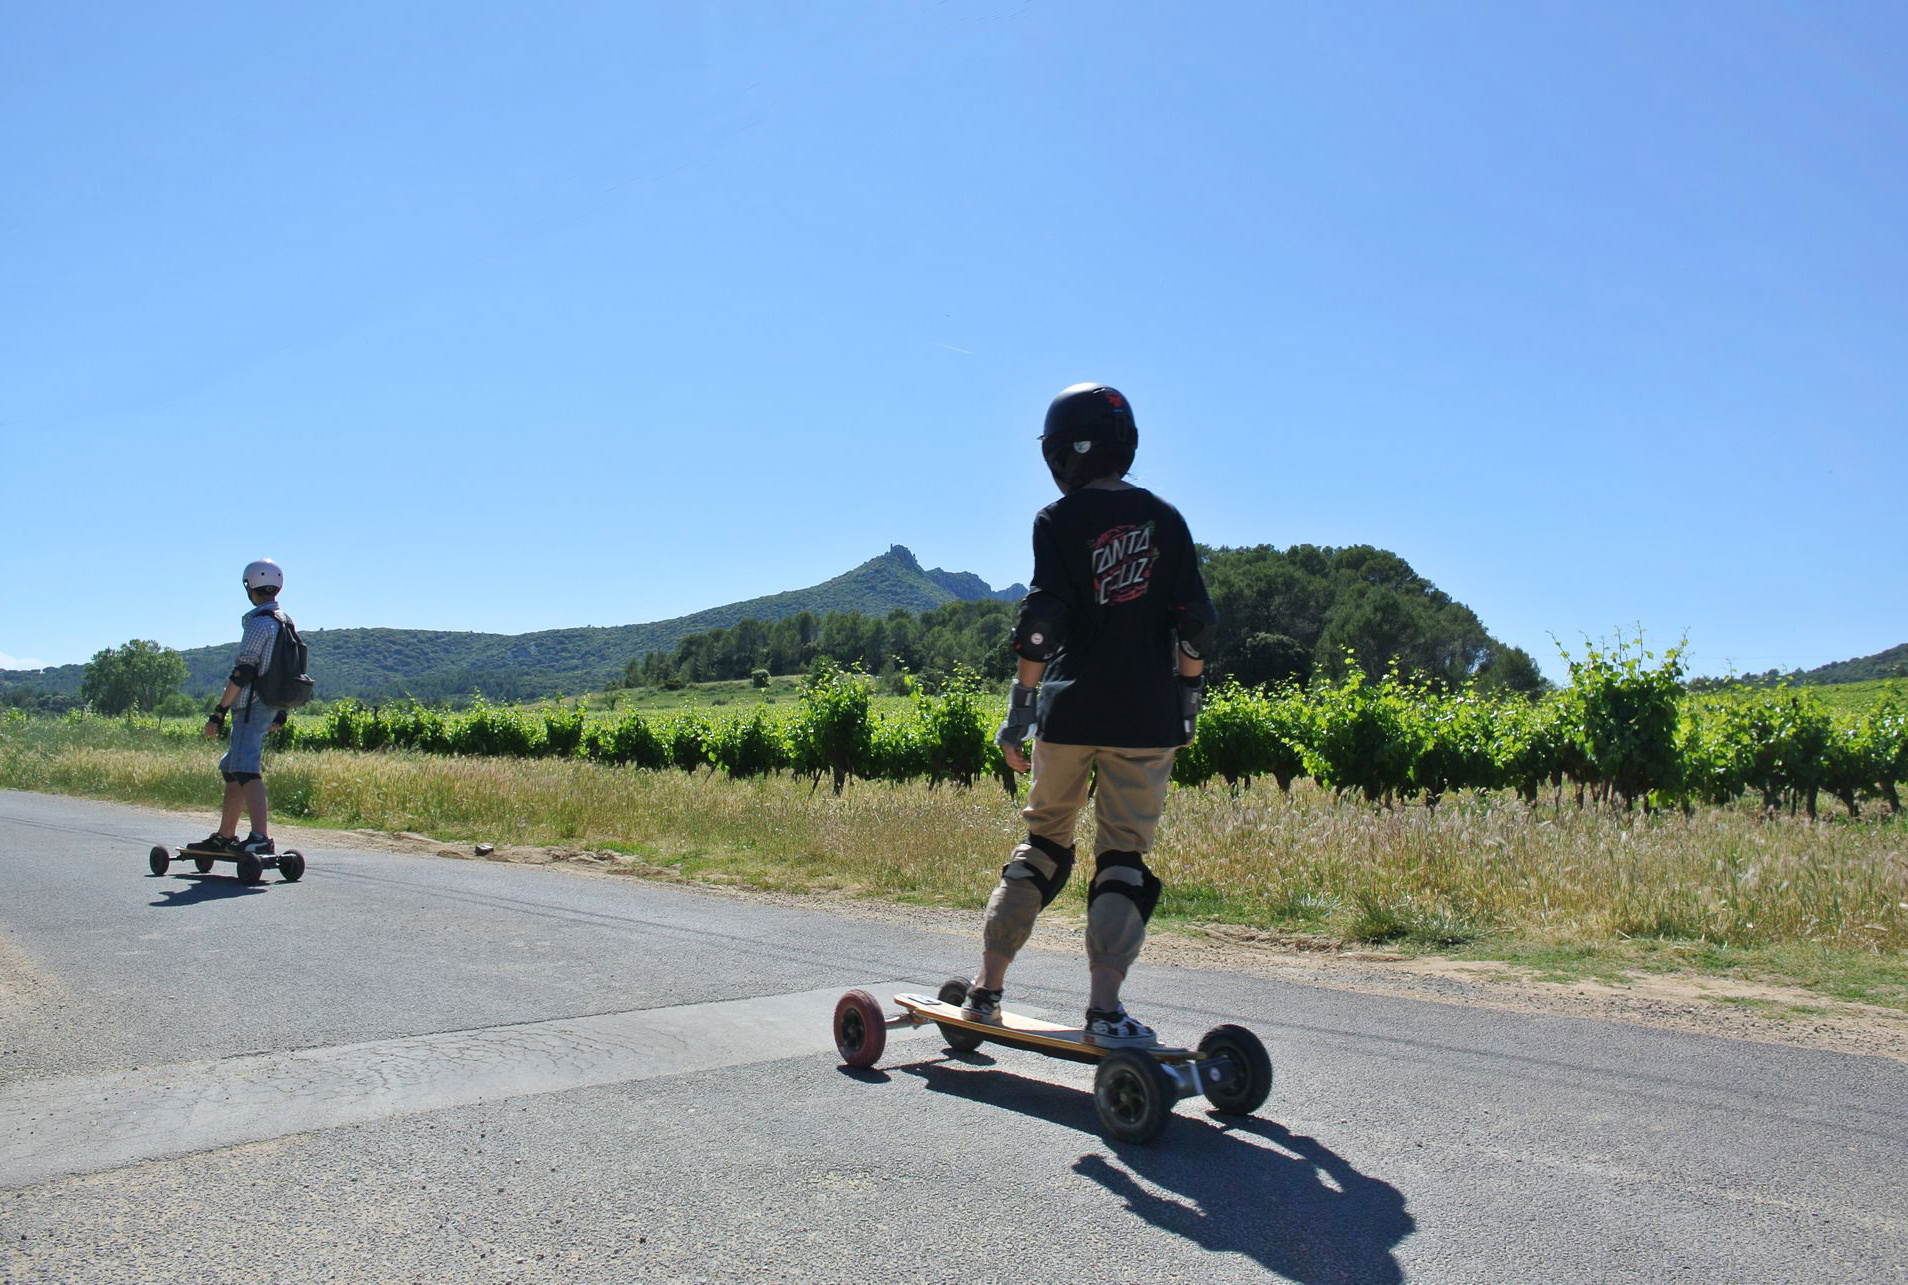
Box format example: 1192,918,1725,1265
1229,632,1311,688
81,639,188,714
1474,645,1547,697
1202,543,1503,689
155,691,199,718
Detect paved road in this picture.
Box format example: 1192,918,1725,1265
2,789,1904,1282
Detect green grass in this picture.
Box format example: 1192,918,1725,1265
490,676,918,720
1452,938,1908,1012
6,715,1905,1010
1802,678,1907,716
564,676,806,714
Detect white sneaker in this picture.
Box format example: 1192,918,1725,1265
959,986,1003,1024
1084,1005,1158,1048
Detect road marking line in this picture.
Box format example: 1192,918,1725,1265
0,982,923,1189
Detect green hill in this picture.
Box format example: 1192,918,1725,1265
29,539,1886,711
0,546,1025,705
1708,643,1908,690
1794,644,1908,685
621,543,1552,698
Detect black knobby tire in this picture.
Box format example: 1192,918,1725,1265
936,977,986,1054
236,853,265,885
193,854,216,874
1196,1024,1273,1116
147,846,169,876
279,851,306,882
1094,1049,1174,1144
834,989,887,1069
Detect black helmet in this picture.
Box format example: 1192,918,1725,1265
1040,383,1137,490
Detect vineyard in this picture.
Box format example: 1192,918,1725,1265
34,644,1898,820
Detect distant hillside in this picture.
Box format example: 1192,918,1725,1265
633,542,1551,697
1800,644,1908,684
1730,643,1908,687
0,546,1026,705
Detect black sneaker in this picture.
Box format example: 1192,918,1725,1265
960,986,1004,1024
238,833,276,856
1084,1005,1159,1048
197,832,237,853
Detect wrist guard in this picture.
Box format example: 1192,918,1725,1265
995,682,1039,752
1178,674,1204,743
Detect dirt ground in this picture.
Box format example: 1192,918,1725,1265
0,934,56,1026
292,824,1908,1066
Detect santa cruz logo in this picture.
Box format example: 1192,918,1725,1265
1090,522,1156,605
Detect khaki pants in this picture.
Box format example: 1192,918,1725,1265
1020,740,1178,854
981,739,1177,979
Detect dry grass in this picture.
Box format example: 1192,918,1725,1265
1161,787,1907,954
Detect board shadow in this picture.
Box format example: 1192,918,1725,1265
899,1058,1412,1283
150,874,270,907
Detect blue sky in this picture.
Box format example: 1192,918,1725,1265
3,1,1902,681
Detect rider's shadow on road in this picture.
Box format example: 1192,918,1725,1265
149,874,268,907
900,1060,1411,1284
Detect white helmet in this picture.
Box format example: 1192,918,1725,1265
242,559,284,592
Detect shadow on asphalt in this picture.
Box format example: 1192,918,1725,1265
149,874,269,907
896,1058,1413,1283
837,1066,893,1085
835,1048,1002,1087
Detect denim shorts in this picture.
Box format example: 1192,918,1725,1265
219,695,277,776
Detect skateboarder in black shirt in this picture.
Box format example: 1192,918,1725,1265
962,383,1217,1047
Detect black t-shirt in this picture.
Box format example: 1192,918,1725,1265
1023,485,1214,747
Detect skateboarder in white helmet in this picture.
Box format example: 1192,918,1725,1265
964,384,1217,1047
199,559,293,857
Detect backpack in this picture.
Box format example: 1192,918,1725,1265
252,610,316,710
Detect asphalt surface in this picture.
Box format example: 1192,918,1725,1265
2,789,1905,1283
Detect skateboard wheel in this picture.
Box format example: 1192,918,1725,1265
936,977,985,1054
1196,1024,1273,1117
834,989,887,1069
1094,1049,1174,1144
236,853,265,885
279,851,306,882
148,846,169,876
193,854,216,873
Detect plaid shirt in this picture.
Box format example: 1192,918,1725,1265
233,605,280,705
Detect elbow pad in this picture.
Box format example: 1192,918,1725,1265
1173,599,1219,660
230,663,259,686
1011,595,1068,662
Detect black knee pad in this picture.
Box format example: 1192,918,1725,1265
1088,850,1161,923
1002,833,1075,908
222,771,261,785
